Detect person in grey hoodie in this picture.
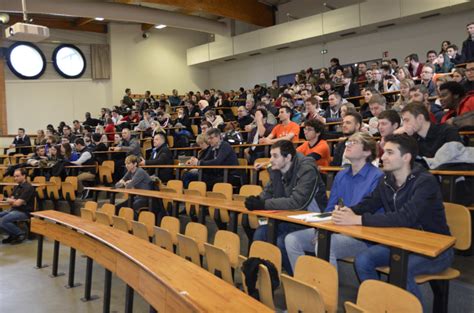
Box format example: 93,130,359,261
245,140,327,274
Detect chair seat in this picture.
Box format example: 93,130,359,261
340,257,355,263
376,266,460,283
415,268,460,284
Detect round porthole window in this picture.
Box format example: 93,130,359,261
52,44,86,79
7,42,46,79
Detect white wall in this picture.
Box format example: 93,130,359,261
3,24,210,134
109,23,209,105
4,29,112,134
208,10,473,90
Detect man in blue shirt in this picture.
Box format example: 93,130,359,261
285,132,383,271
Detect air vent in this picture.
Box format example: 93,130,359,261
377,23,395,29
224,58,236,62
340,31,356,37
276,46,290,51
249,52,261,56
420,13,441,19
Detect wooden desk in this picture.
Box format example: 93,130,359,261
31,210,270,313
85,186,455,290
141,164,258,184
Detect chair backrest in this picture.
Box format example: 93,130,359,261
257,263,276,310
166,180,183,194
259,170,270,187
167,135,174,148
354,279,423,313
188,181,207,195
118,207,134,231
249,241,282,275
184,222,208,255
138,211,156,237
184,189,203,216
213,230,240,268
98,165,113,184
204,243,234,284
281,274,326,313
443,202,471,250
191,124,199,137
84,201,98,211
212,182,233,199
100,203,116,217
81,208,95,222
206,192,229,223
33,176,46,199
294,255,338,313
112,216,130,233
131,221,150,241
177,233,202,266
64,176,78,191
239,184,263,229
238,158,248,166
47,176,62,200
102,160,115,173
160,216,180,245
154,226,174,252
95,211,112,226
61,181,76,201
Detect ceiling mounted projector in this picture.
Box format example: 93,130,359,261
5,22,50,42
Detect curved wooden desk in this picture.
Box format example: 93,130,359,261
31,210,270,313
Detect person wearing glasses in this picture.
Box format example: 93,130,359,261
296,119,331,167
187,128,239,190
285,132,383,272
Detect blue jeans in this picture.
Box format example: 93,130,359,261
355,244,454,302
285,229,369,271
253,222,305,275
0,210,29,237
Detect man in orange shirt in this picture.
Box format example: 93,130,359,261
260,106,300,144
297,119,330,167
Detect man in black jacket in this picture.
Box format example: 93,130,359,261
331,112,362,166
140,133,174,183
397,102,462,158
187,128,239,190
461,22,474,63
332,134,453,302
10,128,32,155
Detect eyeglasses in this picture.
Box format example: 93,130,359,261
466,68,474,72
345,140,361,147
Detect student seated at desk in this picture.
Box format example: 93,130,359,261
10,127,32,155
1,168,35,245
139,133,174,183
115,155,155,214
332,134,453,302
285,132,383,271
244,140,327,275
182,134,211,188
187,128,239,190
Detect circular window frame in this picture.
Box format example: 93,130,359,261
52,44,86,79
6,41,47,80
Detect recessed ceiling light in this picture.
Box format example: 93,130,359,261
155,24,167,29
95,17,104,21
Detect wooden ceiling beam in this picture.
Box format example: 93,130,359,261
116,0,275,27
74,17,95,27
141,23,154,32
6,15,107,34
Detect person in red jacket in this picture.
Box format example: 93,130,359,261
439,81,474,124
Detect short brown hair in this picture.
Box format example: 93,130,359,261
125,155,139,164
368,94,386,107
401,102,430,121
